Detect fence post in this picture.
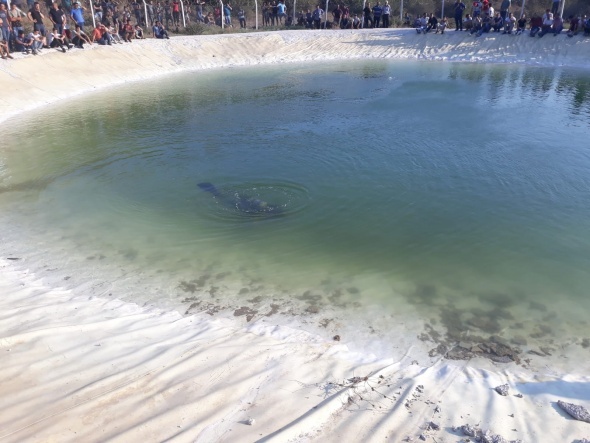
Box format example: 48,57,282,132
361,0,366,28
559,0,565,18
142,0,149,26
89,0,96,29
180,0,186,26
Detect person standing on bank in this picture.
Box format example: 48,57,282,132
454,0,466,30
363,2,372,28
500,0,510,21
372,1,382,28
49,3,66,34
70,2,86,29
381,1,390,28
312,4,323,29
28,2,46,36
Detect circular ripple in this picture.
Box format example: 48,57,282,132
198,181,310,223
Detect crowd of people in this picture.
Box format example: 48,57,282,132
1,0,589,59
413,0,590,38
0,0,177,58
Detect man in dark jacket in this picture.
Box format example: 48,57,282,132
454,0,465,30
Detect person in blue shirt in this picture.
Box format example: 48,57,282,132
312,5,323,29
223,2,232,26
371,2,382,28
70,2,85,28
152,20,170,38
277,0,287,24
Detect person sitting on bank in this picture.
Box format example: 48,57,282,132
436,16,447,33
28,29,47,51
515,13,526,34
403,12,411,26
463,13,473,31
470,14,482,34
426,13,438,32
566,15,579,37
122,18,134,42
152,20,170,38
538,11,553,37
478,13,492,35
415,13,428,33
502,12,515,33
491,12,503,31
135,24,145,39
107,24,123,43
49,27,72,52
552,14,563,35
91,23,111,45
14,29,33,54
340,14,351,28
529,15,542,36
72,24,91,47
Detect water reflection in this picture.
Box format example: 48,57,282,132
447,64,590,117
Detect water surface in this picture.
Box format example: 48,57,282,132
2,60,589,364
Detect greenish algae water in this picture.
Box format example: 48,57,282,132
1,60,589,365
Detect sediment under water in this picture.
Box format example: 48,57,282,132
1,60,589,368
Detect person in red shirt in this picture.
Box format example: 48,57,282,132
123,18,134,41
529,15,542,36
172,0,180,27
92,23,107,44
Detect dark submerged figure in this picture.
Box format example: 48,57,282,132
198,182,283,215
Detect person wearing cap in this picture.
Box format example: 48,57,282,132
71,2,85,29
